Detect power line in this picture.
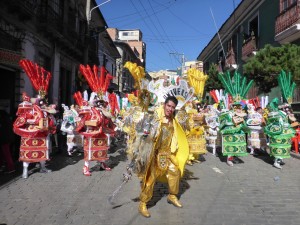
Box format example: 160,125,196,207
128,0,177,70
152,0,208,36
136,0,177,55
104,0,178,22
146,0,179,53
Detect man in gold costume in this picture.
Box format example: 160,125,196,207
138,96,189,218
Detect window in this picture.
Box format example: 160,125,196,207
291,0,297,5
48,0,63,15
283,0,288,10
249,16,259,37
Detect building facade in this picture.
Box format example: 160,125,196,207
0,0,120,118
107,28,145,93
197,0,282,99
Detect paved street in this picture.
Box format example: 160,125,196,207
1,145,300,225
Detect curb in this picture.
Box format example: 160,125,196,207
290,152,300,160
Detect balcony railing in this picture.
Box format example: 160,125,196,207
37,4,63,34
242,36,257,61
275,2,300,35
225,49,236,66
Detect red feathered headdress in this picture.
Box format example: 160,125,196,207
73,91,83,107
248,97,261,110
79,65,113,99
19,59,52,98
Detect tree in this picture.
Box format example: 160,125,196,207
243,44,300,93
205,63,223,92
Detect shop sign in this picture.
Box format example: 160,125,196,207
0,48,22,66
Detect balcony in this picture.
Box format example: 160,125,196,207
225,49,237,70
36,5,63,36
275,2,300,43
242,36,257,62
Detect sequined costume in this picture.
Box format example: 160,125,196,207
205,105,220,156
138,104,189,217
13,59,56,178
219,106,248,165
217,71,253,166
246,104,263,155
77,64,114,175
185,107,207,164
264,71,298,169
60,104,83,156
264,99,295,168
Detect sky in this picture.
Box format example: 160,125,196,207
98,0,242,72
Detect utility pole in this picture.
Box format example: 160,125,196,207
169,52,185,76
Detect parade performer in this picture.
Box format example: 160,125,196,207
207,89,230,156
185,68,209,163
112,62,189,217
122,62,151,161
264,71,296,169
246,103,263,155
60,104,83,156
205,104,220,156
76,65,114,176
107,88,120,116
14,59,56,178
185,102,207,164
218,71,253,166
138,96,189,218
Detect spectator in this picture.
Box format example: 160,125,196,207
0,109,15,173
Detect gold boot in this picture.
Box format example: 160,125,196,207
167,194,182,208
138,201,150,218
186,160,193,166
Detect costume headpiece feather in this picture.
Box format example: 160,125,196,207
73,91,83,107
218,71,253,102
79,65,113,99
187,68,208,99
19,59,52,98
124,61,151,111
123,61,145,90
278,70,296,104
248,97,261,109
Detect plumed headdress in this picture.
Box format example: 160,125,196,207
124,61,145,90
79,65,113,99
278,70,296,104
187,68,208,99
73,91,89,113
218,71,253,103
19,59,52,99
124,61,151,111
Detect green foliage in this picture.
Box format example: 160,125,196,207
205,63,223,91
243,44,300,93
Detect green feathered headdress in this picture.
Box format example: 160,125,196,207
277,70,296,104
267,98,279,112
218,71,254,103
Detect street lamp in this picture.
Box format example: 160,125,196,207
88,0,111,24
84,0,111,64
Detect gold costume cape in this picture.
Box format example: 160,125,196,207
142,105,189,186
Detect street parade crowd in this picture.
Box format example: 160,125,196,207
10,59,300,218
